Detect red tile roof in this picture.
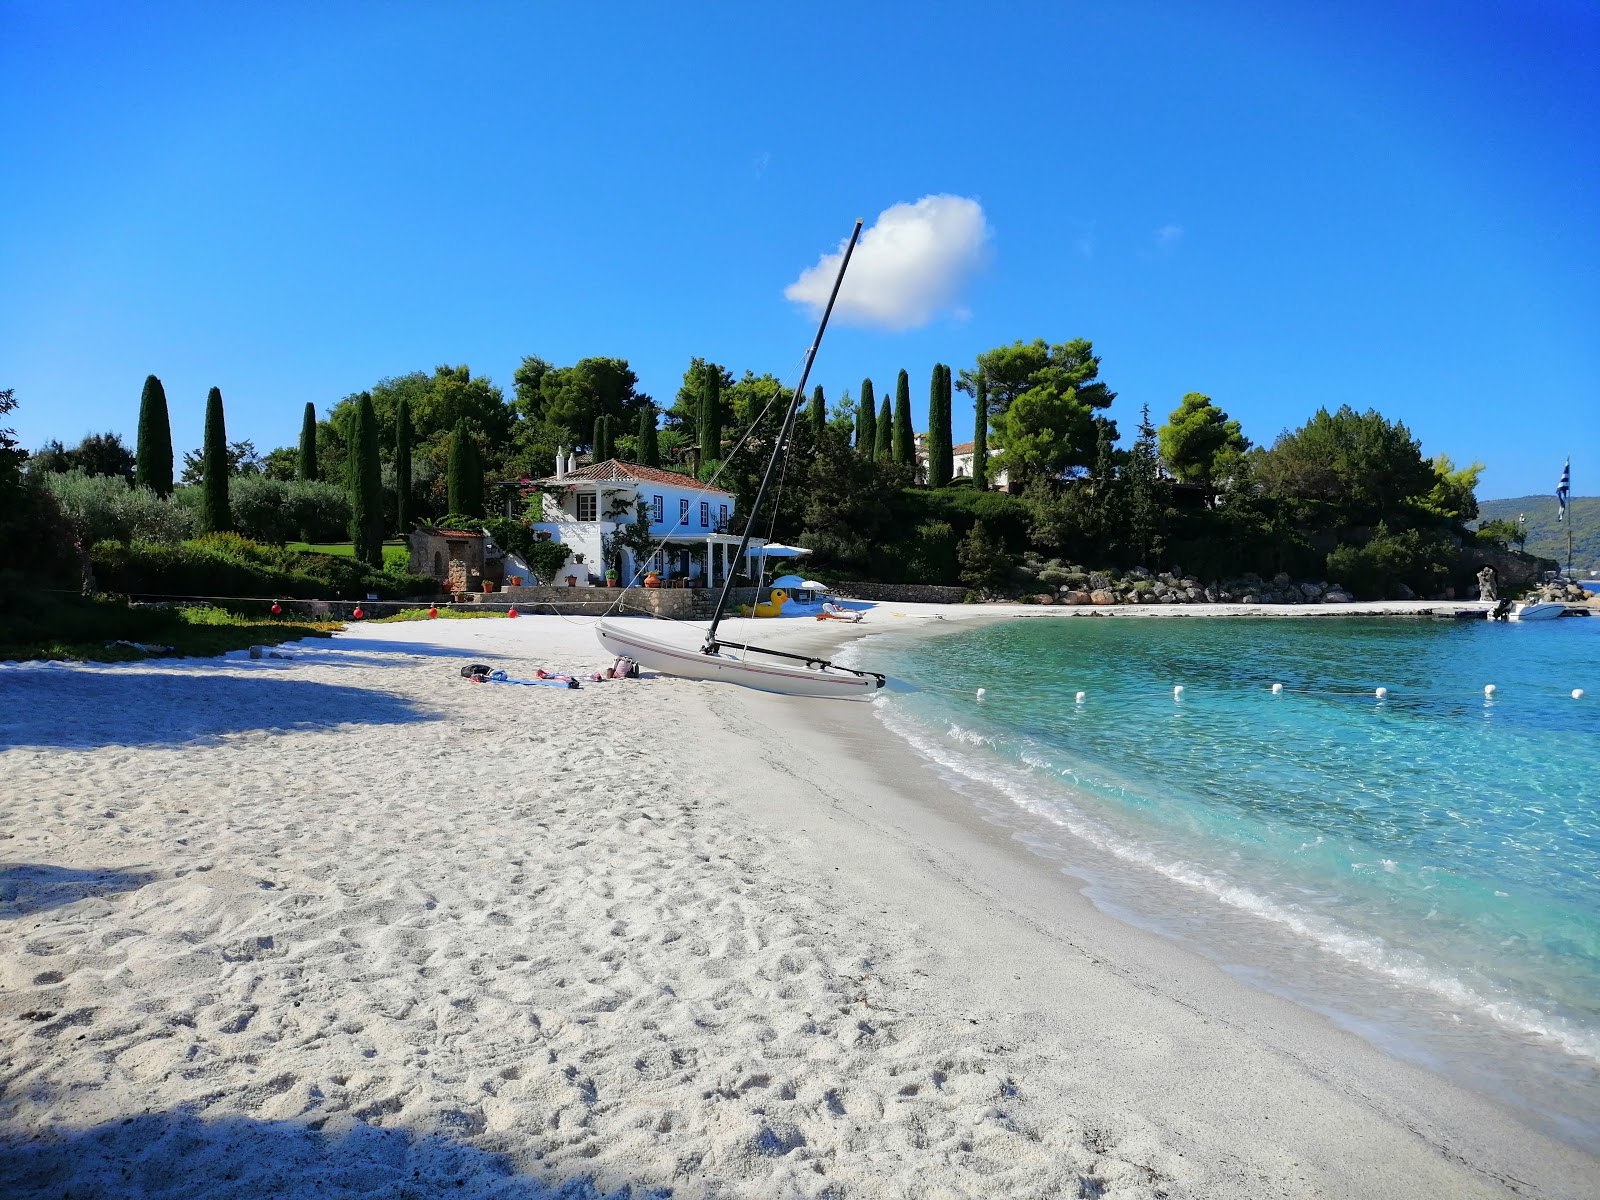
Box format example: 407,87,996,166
953,441,975,455
540,459,732,497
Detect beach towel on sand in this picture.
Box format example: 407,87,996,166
460,664,579,689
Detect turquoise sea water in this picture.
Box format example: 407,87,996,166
855,615,1600,1145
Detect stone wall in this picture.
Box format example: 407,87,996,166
830,581,969,604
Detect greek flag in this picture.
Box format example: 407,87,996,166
1556,458,1570,522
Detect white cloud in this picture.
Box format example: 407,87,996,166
1155,223,1185,245
784,194,991,331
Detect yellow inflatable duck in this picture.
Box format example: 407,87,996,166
738,588,790,618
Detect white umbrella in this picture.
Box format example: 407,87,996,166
749,543,812,557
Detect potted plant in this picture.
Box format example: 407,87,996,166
643,571,661,589
566,574,577,587
606,568,620,587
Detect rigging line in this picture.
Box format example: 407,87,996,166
705,218,865,649
589,341,821,625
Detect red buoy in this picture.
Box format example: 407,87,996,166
507,607,519,618
428,606,439,619
270,602,282,615
352,606,364,620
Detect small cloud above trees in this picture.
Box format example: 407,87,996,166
784,195,991,332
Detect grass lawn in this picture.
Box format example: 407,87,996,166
0,596,344,663
373,608,507,622
287,541,411,571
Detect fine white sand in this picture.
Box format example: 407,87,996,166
1,606,1591,1198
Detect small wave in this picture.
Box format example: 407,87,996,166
876,698,1600,1065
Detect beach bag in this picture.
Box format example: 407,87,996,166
612,656,638,679
460,663,492,680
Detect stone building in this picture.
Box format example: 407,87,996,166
408,526,487,594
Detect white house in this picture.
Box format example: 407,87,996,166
914,435,1010,489
528,457,758,587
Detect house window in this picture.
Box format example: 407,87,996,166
652,495,664,523
699,501,710,527
718,504,728,529
679,498,690,526
577,493,597,522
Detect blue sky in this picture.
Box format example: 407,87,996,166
2,0,1595,500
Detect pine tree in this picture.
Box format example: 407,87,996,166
637,406,660,466
809,385,826,441
447,417,483,519
858,379,877,457
973,373,989,490
700,372,722,464
893,369,914,466
199,386,231,533
1126,404,1168,566
874,397,892,462
347,392,384,565
297,401,318,482
394,397,413,537
135,375,174,496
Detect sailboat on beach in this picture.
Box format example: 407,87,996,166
595,220,888,699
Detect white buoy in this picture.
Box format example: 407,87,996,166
1271,683,1284,694
1574,689,1585,700
1484,684,1496,696
976,688,986,701
1173,685,1184,698
1375,687,1388,699
1075,691,1086,703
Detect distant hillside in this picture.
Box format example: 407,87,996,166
1476,495,1600,574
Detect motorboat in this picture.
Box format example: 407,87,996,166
1508,601,1568,621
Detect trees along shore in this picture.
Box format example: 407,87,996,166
8,339,1553,616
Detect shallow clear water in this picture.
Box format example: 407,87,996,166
858,615,1600,1145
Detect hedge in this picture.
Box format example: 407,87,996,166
92,533,437,601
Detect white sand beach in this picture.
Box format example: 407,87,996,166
2,605,1593,1198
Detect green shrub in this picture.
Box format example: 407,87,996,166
526,539,573,583
92,536,437,600
483,517,536,559
224,475,352,544
44,470,194,545
1326,524,1455,600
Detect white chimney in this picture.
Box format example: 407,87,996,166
555,446,566,480
567,451,578,475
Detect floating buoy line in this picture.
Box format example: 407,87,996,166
942,682,1590,704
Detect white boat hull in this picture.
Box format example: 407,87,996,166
595,619,883,699
1510,602,1567,621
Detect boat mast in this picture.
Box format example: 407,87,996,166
704,218,864,650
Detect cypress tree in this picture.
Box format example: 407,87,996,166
809,385,826,441
858,379,877,456
348,392,384,565
637,406,659,467
927,364,952,487
446,417,483,519
199,386,231,533
893,368,914,465
394,397,413,537
592,415,606,461
135,374,173,496
973,373,989,490
874,397,892,462
700,372,722,464
297,401,318,481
